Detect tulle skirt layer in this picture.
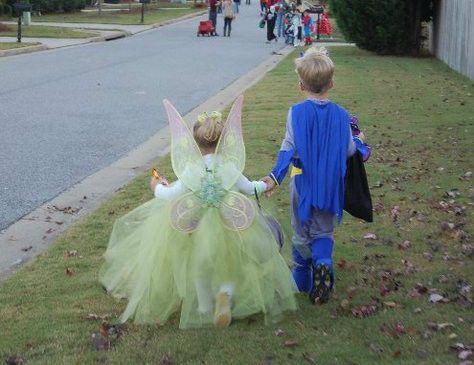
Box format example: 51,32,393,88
100,198,297,329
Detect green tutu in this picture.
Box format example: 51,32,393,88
100,196,298,329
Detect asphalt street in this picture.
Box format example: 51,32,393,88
0,4,285,231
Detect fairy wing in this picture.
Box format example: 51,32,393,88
163,99,206,192
213,95,246,190
219,191,256,231
169,192,204,233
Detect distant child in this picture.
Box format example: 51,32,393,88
100,97,297,329
302,10,313,45
290,9,302,47
262,48,364,304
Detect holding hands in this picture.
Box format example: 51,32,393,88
260,175,277,198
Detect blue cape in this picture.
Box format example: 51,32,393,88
292,100,350,224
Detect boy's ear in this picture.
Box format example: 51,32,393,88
329,79,334,90
299,79,305,91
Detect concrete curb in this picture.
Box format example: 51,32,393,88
151,10,207,29
0,44,48,57
0,44,294,282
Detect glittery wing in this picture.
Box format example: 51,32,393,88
163,99,206,192
219,191,256,231
169,192,204,233
214,95,246,190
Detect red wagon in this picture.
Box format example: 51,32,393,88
197,20,215,36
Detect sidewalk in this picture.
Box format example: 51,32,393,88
1,20,148,35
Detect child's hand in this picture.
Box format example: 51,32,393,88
150,176,169,192
260,176,276,198
358,131,365,142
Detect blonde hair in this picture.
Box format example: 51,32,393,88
294,46,334,95
193,113,224,151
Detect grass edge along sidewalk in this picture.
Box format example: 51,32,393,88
0,47,473,365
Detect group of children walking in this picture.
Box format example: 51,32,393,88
100,47,369,329
262,0,332,47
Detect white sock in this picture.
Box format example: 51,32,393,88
219,283,235,297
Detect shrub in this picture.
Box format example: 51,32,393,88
6,0,86,13
328,0,433,55
2,4,12,16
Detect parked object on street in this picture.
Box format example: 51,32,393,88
197,20,215,36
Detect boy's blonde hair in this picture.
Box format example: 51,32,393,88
193,112,224,150
295,47,334,95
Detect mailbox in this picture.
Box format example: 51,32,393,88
14,2,32,14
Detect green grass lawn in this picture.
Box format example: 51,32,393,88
0,47,473,365
30,6,203,25
0,42,40,50
0,24,98,38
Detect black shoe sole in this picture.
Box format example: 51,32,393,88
309,264,332,304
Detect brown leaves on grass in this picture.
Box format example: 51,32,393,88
65,268,75,277
91,323,126,351
351,304,377,318
283,340,298,348
5,355,25,365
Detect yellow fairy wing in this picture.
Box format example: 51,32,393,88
219,191,256,231
169,193,204,233
163,99,206,192
214,95,246,190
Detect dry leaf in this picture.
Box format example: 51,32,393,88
65,268,75,276
274,329,284,336
283,340,298,348
364,233,377,240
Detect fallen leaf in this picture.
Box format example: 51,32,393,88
91,333,111,351
336,259,347,269
65,250,78,257
393,349,402,358
65,268,75,276
302,352,317,364
448,333,458,339
84,313,111,321
429,293,447,303
437,322,455,331
364,233,377,240
5,355,25,365
459,350,473,360
369,343,383,356
283,340,298,348
274,329,284,336
383,301,397,308
394,323,406,336
159,355,174,364
423,252,433,261
398,240,411,250
351,305,377,318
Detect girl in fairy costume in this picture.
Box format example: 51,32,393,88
100,96,297,329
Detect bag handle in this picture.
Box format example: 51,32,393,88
254,187,263,211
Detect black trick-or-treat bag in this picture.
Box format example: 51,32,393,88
254,189,284,251
344,151,373,222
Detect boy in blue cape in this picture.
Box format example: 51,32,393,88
263,48,365,304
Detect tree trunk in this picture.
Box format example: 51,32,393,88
98,0,102,16
408,0,423,56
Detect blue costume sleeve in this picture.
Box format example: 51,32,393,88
270,108,296,185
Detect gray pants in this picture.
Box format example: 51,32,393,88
290,177,334,259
